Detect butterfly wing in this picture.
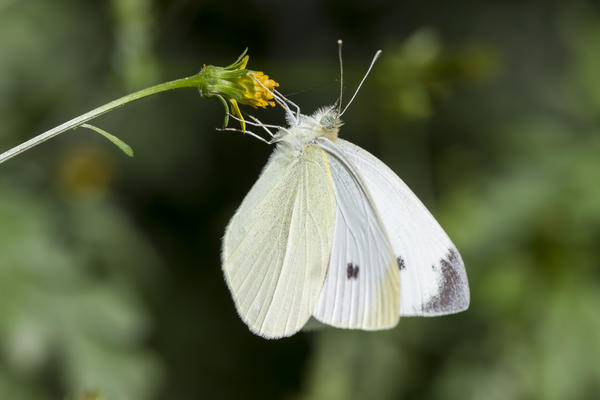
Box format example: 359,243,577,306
335,138,470,316
313,138,400,330
222,145,335,338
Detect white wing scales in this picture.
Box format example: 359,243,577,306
335,139,470,316
223,128,469,337
222,145,335,338
313,138,400,329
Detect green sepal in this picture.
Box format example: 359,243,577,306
225,48,248,69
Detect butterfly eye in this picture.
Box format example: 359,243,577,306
320,114,336,128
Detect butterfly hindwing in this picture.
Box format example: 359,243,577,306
313,138,400,330
336,139,470,316
222,145,335,338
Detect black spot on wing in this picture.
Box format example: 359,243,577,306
424,248,468,313
346,262,359,280
397,256,406,270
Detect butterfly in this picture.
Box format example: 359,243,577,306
221,42,470,338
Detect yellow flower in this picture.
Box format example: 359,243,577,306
198,49,279,131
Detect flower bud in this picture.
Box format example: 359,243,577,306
198,49,279,131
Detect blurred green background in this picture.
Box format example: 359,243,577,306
1,0,600,399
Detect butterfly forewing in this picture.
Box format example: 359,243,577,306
222,145,335,338
313,138,400,330
336,139,470,316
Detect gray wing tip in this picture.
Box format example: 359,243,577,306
421,247,470,315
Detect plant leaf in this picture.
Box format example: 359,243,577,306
80,123,134,157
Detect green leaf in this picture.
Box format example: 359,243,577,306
80,123,134,157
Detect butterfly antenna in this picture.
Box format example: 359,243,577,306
337,39,344,115
339,49,382,117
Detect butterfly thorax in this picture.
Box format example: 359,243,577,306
276,107,341,156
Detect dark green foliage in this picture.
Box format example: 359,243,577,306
1,1,599,399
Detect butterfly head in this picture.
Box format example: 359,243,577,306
319,109,343,130
301,106,342,142
319,104,344,128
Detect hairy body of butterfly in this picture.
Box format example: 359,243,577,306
222,105,470,339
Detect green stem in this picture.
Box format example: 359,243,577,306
0,73,203,165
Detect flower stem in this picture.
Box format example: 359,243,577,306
0,74,202,165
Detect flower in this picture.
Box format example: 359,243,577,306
198,49,279,131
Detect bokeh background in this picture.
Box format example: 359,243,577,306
1,0,600,399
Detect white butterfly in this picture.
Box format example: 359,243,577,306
221,43,469,339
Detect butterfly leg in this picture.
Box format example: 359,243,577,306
251,76,298,125
228,113,293,142
216,127,271,144
273,89,301,121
